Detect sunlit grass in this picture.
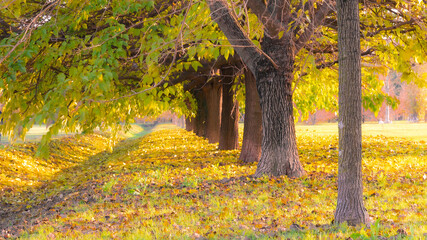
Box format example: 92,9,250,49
0,123,426,239
296,121,427,141
0,124,148,144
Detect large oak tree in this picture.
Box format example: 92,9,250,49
207,0,333,177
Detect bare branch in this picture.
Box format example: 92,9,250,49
299,48,376,78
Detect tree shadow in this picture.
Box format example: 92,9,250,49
0,136,140,238
0,129,242,238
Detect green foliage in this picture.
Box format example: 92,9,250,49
0,0,231,153
294,52,339,120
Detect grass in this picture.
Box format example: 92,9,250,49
295,121,427,141
0,125,73,145
0,124,149,145
0,122,426,239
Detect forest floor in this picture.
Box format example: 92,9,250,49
0,123,426,239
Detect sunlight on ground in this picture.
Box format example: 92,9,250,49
0,123,426,239
0,124,147,144
296,121,427,141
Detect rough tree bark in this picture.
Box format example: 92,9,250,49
219,67,239,150
253,36,303,177
334,0,370,225
239,69,262,163
204,79,222,143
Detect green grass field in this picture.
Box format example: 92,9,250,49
0,122,426,239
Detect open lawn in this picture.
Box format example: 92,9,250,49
296,121,427,141
0,125,72,145
0,124,147,145
0,123,426,239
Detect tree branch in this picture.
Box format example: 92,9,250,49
207,0,265,75
295,0,334,53
245,0,286,36
0,0,60,65
300,48,376,78
365,18,419,37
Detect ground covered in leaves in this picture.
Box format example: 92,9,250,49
0,124,426,239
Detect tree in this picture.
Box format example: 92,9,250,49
180,56,242,148
334,0,369,225
0,0,233,155
397,83,426,121
208,0,335,177
203,78,222,143
218,66,240,150
239,69,262,163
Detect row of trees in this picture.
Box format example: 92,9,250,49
1,0,426,225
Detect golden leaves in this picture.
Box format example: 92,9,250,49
1,125,426,239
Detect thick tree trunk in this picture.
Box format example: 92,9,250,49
334,0,370,226
254,36,305,178
239,69,262,163
208,0,305,177
204,79,222,143
219,67,239,150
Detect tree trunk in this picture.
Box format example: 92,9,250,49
219,67,239,150
193,89,208,137
185,117,194,131
239,69,262,163
204,79,222,143
334,0,370,226
253,36,305,178
185,96,195,132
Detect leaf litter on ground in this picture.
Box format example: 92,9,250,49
0,124,426,239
